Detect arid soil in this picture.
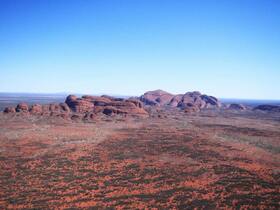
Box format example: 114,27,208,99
0,109,279,209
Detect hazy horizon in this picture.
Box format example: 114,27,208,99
1,91,280,101
0,0,280,99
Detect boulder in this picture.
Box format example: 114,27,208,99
59,103,71,112
29,104,42,114
3,107,16,113
65,95,77,107
49,104,62,112
42,103,70,114
39,104,50,115
65,95,78,104
65,95,94,113
16,103,29,112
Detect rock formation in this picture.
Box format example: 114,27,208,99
184,103,200,113
228,103,247,110
3,94,148,119
16,103,29,112
140,90,174,106
29,104,43,114
105,100,147,116
200,95,221,108
65,95,94,113
3,107,16,113
2,90,223,117
169,94,184,107
253,105,280,112
139,90,221,112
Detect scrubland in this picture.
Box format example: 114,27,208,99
0,109,279,209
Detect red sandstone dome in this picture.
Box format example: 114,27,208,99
139,90,221,111
140,89,174,106
29,104,42,114
3,107,16,113
2,94,148,119
16,103,29,112
1,90,224,118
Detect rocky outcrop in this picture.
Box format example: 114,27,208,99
102,106,127,116
82,95,112,106
101,95,124,101
126,99,143,108
16,103,29,112
59,103,71,112
29,104,43,114
200,95,221,108
3,94,148,119
65,95,94,113
169,94,183,107
184,103,200,113
101,99,147,116
178,92,206,109
228,103,246,110
3,107,16,113
65,95,78,105
253,105,280,112
66,95,147,116
139,90,221,111
83,112,96,120
140,90,174,106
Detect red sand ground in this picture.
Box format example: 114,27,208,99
0,110,279,209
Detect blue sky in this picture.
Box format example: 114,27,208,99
0,0,279,99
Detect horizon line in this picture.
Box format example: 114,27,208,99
0,91,280,101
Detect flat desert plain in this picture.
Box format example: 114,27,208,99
0,109,279,209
